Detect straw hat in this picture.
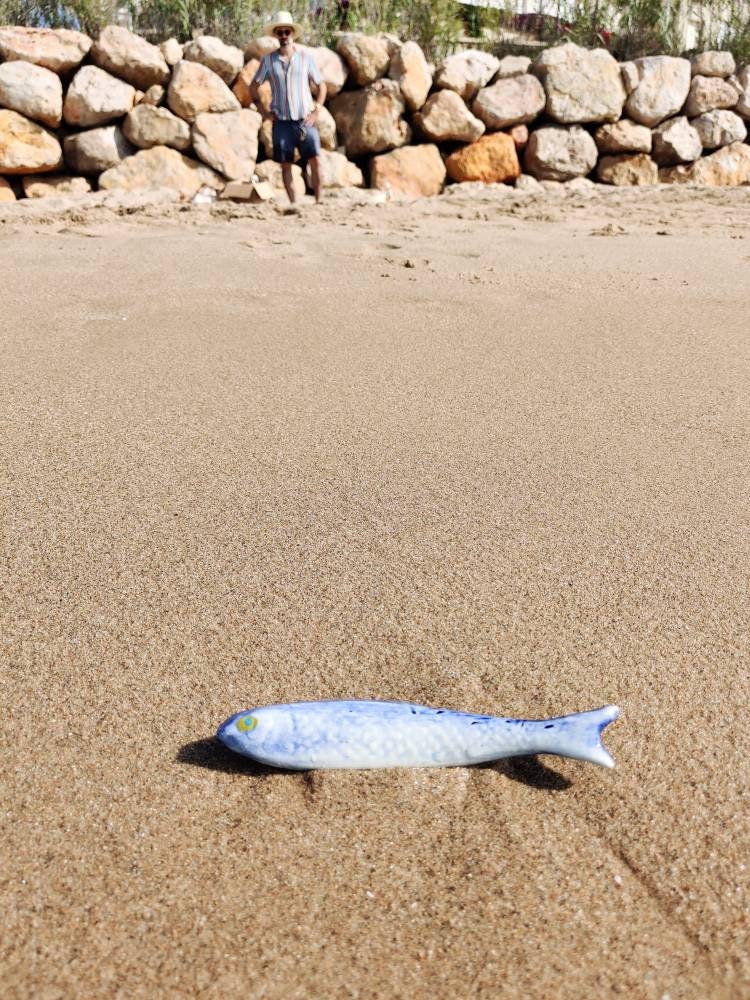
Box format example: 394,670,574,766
265,10,302,37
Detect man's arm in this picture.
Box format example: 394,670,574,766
304,63,327,126
249,57,274,121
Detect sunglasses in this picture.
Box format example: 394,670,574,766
275,28,293,36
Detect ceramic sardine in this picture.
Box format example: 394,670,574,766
217,700,620,770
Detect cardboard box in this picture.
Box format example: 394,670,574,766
220,180,274,202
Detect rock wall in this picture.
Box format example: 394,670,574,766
1,24,750,203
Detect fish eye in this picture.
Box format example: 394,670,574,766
236,714,257,733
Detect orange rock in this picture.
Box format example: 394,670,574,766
370,144,446,198
445,132,520,184
233,60,272,113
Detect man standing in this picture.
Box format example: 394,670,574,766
250,10,327,205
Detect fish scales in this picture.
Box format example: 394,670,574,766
217,700,620,771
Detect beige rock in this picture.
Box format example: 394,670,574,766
684,75,741,116
183,36,244,85
515,173,542,192
316,105,337,151
63,125,134,173
140,85,165,106
652,116,702,165
0,176,16,201
123,104,191,151
307,149,363,189
533,42,625,123
191,108,262,180
160,38,183,66
329,79,409,157
509,124,529,150
388,41,432,112
168,61,240,123
623,56,692,126
233,60,272,113
691,109,747,148
523,124,597,181
244,36,278,62
444,132,520,184
98,145,223,197
414,90,485,143
434,49,499,100
736,66,750,118
594,118,652,153
91,25,169,90
306,46,347,98
370,144,446,198
63,65,136,127
690,51,735,78
336,33,390,87
22,174,92,197
376,33,402,59
0,60,63,128
495,55,531,79
597,153,658,185
0,108,62,174
472,74,545,130
659,141,750,185
0,26,91,73
254,159,306,198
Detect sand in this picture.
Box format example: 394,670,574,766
2,183,749,999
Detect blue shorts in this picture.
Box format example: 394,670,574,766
272,119,321,165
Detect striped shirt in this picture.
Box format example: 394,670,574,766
253,48,322,121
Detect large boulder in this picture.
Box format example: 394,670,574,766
167,61,240,123
123,104,191,151
98,145,223,197
523,125,597,181
594,118,652,153
434,49,499,100
472,74,545,130
684,75,741,116
232,60,272,113
0,108,62,174
388,40,432,112
659,141,750,185
306,46,348,98
0,61,63,128
533,42,625,123
90,25,169,90
0,176,16,201
243,36,278,62
622,56,692,126
160,38,183,66
370,143,446,198
414,90,485,143
182,36,244,85
254,159,305,198
691,109,747,149
736,66,750,118
316,105,338,151
63,65,136,128
444,132,520,183
336,33,390,86
308,149,363,189
191,108,262,180
495,55,531,78
597,153,658,185
0,26,91,73
690,51,735,77
63,125,134,173
651,116,702,165
22,174,91,197
329,79,409,157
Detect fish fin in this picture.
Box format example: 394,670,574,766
542,704,620,768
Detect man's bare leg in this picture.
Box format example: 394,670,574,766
308,156,322,204
281,162,296,203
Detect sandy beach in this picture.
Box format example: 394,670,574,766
2,184,749,998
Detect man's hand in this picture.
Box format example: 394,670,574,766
303,106,319,127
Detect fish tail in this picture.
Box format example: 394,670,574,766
537,705,621,768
